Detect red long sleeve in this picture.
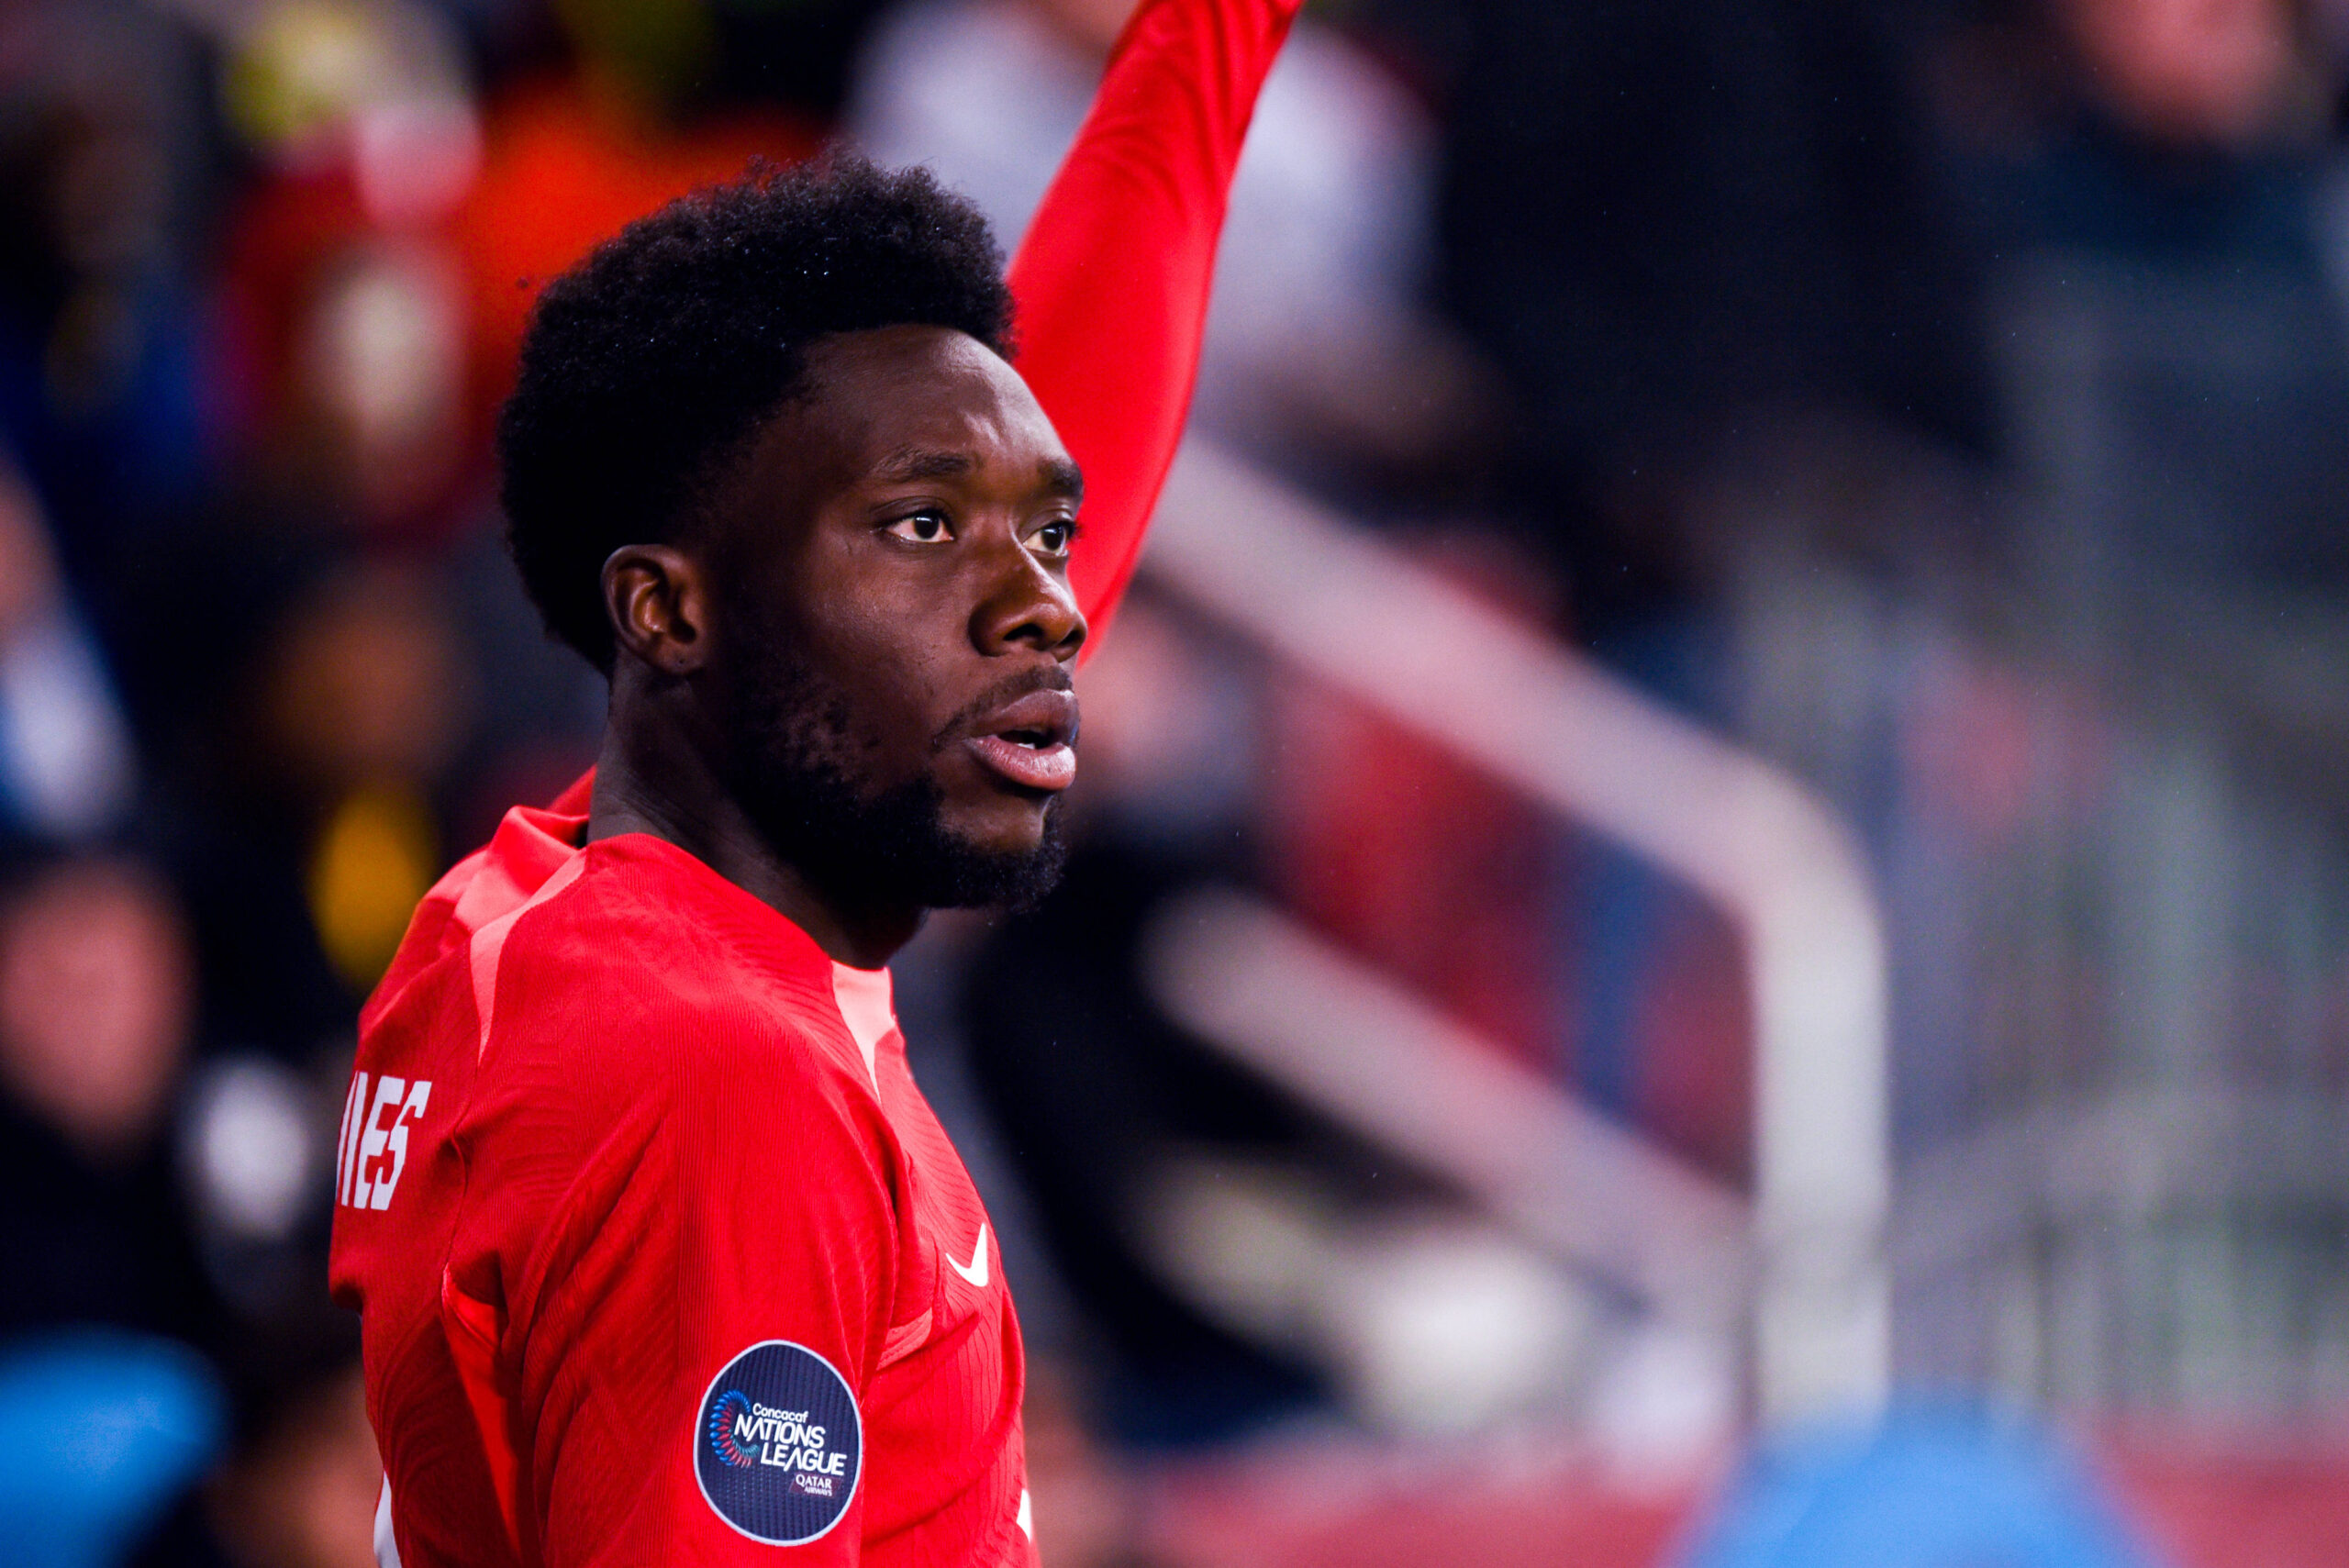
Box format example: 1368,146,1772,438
1007,0,1301,649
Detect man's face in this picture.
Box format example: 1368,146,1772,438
706,324,1086,911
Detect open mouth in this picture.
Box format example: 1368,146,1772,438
964,688,1078,792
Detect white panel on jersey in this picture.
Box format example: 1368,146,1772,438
375,1476,402,1568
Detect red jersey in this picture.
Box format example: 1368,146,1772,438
333,801,1028,1565
331,0,1300,1562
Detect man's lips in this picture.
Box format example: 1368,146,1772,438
962,687,1077,793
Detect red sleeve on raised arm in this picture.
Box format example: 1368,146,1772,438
1007,0,1300,649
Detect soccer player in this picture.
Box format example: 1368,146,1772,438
327,0,1298,1562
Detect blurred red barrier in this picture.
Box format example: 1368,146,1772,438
2101,1431,2349,1568
1140,1435,1709,1568
1129,1424,2349,1568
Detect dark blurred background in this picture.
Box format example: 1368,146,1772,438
5,0,2349,1563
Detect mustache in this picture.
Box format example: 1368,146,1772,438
930,664,1077,752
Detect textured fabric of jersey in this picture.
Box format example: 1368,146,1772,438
1010,0,1303,648
331,0,1299,1561
331,804,1030,1565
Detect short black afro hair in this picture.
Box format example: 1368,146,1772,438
498,151,1015,669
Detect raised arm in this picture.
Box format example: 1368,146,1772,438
541,0,1289,817
1006,0,1301,647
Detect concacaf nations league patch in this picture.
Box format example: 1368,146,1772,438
695,1340,863,1545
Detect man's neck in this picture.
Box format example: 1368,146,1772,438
585,723,923,971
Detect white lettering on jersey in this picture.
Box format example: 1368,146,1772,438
335,1073,367,1207
337,1072,432,1209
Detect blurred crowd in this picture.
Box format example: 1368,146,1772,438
6,0,2349,1562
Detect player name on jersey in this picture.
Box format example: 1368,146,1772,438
335,1071,432,1210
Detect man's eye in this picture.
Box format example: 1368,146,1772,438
886,510,952,543
1031,519,1074,556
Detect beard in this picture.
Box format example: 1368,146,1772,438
727,641,1070,915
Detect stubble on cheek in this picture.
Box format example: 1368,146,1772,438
719,589,1070,909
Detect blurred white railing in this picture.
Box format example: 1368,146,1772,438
1141,886,1748,1329
1142,442,1891,1424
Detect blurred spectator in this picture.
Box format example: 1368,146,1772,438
146,557,469,1062
2057,0,2320,147
261,563,464,992
849,0,1491,495
1362,0,1985,626
0,0,213,638
0,854,208,1342
1932,0,2349,595
451,68,817,437
0,859,182,1136
448,0,829,447
0,850,372,1567
216,185,475,541
209,0,825,551
207,0,489,545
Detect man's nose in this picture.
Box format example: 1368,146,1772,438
972,540,1086,661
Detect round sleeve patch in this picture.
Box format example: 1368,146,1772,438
694,1340,863,1545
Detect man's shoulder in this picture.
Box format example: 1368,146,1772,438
483,837,863,1088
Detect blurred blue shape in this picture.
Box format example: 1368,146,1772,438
0,1331,226,1568
1677,1404,2164,1568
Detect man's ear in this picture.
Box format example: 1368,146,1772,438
602,544,711,676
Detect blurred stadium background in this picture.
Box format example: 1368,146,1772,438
4,0,2349,1562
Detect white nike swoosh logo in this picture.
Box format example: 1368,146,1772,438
948,1223,990,1289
